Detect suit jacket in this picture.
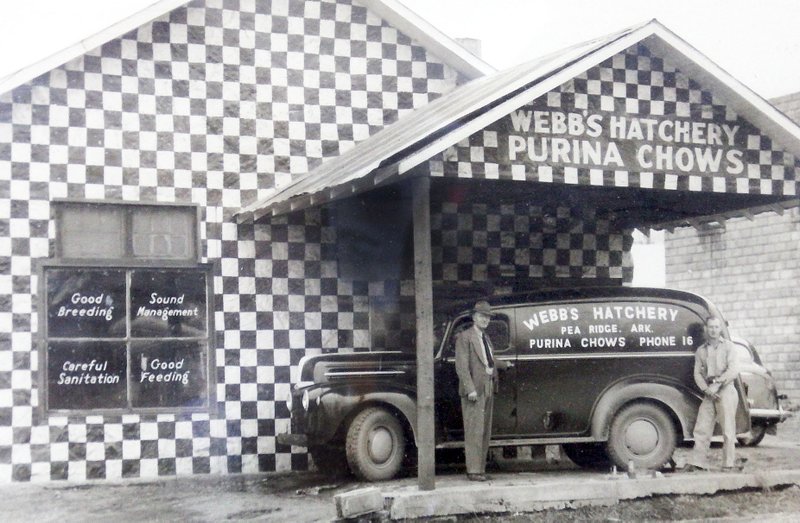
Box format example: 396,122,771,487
455,326,510,397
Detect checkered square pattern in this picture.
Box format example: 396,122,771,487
0,0,457,482
431,44,800,197
431,202,632,284
367,280,416,351
368,200,635,350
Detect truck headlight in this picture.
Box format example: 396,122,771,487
302,390,310,411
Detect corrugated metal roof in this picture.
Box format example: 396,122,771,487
237,21,650,222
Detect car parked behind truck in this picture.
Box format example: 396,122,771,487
730,336,788,446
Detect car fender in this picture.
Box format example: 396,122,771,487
309,386,417,445
591,378,700,440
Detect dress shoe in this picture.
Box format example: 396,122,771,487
466,473,488,481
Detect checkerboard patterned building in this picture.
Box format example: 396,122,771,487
1,5,798,484
0,0,462,482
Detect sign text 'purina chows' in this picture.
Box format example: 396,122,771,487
505,110,745,174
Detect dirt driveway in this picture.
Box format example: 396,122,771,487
1,418,799,522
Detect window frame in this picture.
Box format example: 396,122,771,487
440,312,513,360
53,199,202,266
36,260,218,416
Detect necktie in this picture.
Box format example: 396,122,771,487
482,333,495,368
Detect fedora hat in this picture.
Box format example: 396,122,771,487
471,300,493,316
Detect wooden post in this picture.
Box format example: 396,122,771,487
412,175,435,490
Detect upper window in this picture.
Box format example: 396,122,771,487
55,202,198,262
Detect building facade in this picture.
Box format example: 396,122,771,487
0,0,472,482
1,1,798,484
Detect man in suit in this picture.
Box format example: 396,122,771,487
455,300,513,481
684,316,740,472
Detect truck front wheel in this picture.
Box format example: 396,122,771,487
607,402,676,471
345,407,406,481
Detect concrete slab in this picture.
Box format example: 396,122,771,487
382,469,800,520
334,487,384,518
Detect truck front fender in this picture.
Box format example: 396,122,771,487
308,387,418,445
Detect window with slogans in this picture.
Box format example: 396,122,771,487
43,266,212,412
514,301,705,355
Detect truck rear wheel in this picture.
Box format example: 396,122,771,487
345,407,406,481
607,402,676,471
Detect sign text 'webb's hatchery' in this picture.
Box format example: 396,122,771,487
504,109,745,174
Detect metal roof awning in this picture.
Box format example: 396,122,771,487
236,19,800,225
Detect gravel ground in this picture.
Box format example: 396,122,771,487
443,411,800,522
437,485,800,522
1,412,798,522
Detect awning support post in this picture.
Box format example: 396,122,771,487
412,175,435,491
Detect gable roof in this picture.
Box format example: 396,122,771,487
0,0,493,96
237,19,800,223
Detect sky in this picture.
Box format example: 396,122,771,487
402,0,800,99
0,0,799,99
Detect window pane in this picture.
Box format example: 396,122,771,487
129,340,208,408
130,269,207,338
487,316,511,352
132,209,195,259
46,268,127,338
60,206,125,258
47,341,128,410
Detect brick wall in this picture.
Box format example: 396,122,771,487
772,92,800,122
665,208,800,402
665,92,800,403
